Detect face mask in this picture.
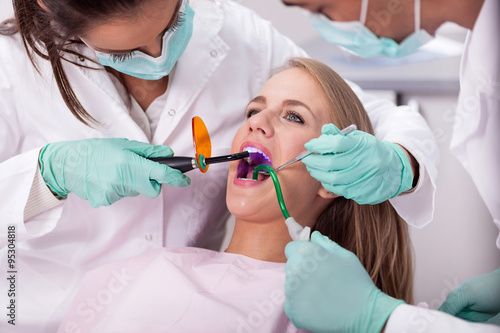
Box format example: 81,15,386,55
93,0,194,80
307,0,433,58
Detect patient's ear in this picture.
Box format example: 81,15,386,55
318,187,340,200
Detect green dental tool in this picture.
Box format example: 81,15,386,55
252,164,310,241
252,164,290,219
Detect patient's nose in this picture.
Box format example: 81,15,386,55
247,112,274,137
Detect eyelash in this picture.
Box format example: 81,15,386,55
169,11,185,33
245,109,305,124
111,52,134,63
110,12,186,63
285,110,304,124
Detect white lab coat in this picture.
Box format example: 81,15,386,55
386,0,500,331
0,0,437,331
386,304,500,333
450,0,500,247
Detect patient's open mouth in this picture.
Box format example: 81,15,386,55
237,147,272,181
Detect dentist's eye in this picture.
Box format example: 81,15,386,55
285,111,304,124
110,52,135,63
168,12,185,33
245,108,261,118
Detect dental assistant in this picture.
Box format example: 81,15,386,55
0,0,437,331
283,0,500,332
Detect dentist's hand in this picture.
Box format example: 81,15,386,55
439,267,500,325
303,124,414,205
39,138,190,208
284,231,404,332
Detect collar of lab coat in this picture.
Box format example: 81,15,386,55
65,0,229,145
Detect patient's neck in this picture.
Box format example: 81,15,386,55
225,218,292,263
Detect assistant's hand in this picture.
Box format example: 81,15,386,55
439,267,500,326
39,138,190,208
303,124,414,205
284,231,404,332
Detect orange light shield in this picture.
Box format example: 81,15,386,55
192,116,211,173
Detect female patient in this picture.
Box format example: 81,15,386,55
58,58,413,332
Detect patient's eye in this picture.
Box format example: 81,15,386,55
284,111,304,124
245,108,260,118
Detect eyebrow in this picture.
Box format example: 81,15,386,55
281,1,307,7
247,96,266,106
282,99,314,116
247,96,315,117
92,0,182,54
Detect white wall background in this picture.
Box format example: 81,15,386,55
0,0,13,19
1,0,498,309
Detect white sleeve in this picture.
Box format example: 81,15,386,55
0,62,63,245
0,149,64,245
386,304,500,333
348,82,439,228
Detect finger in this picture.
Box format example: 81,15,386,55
455,309,495,322
305,168,346,189
324,179,383,204
305,131,365,155
305,164,366,188
321,123,341,135
439,288,471,316
131,159,190,198
310,230,341,252
302,151,358,172
304,134,349,155
486,312,500,325
123,140,175,158
305,167,373,199
150,164,191,187
131,162,163,199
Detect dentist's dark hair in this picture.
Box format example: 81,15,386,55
0,0,148,126
284,58,414,304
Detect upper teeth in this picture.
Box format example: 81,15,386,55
243,146,271,164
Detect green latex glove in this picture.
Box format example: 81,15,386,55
303,124,413,205
39,138,190,208
284,231,404,332
439,267,500,326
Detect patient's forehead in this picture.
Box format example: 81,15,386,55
259,68,331,121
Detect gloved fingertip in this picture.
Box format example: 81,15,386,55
311,231,341,252
321,123,341,135
304,138,319,152
310,230,330,243
438,292,463,315
310,230,324,241
166,172,191,187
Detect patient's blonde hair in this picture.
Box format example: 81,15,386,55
284,58,414,304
